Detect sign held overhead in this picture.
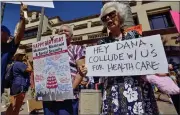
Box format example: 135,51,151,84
4,1,54,8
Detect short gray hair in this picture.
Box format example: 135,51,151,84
100,2,128,27
58,24,73,37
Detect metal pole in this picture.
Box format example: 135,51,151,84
1,2,6,23
37,7,45,41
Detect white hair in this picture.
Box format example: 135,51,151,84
59,24,73,37
100,2,128,27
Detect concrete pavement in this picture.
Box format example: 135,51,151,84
1,93,178,115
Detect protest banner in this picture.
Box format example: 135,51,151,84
32,34,74,101
4,1,54,8
170,10,180,32
86,34,168,77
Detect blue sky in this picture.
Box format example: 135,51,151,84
2,1,102,36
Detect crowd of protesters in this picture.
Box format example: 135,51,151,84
1,1,180,115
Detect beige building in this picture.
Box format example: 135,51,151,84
17,1,180,60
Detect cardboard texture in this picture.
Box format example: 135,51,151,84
26,99,43,113
79,89,102,115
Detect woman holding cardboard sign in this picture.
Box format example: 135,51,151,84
80,2,159,115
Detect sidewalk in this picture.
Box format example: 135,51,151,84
1,93,43,115
1,93,178,115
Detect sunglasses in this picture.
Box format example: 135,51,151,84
101,11,117,22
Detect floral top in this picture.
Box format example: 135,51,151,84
97,30,159,115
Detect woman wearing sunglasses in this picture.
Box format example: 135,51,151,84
80,2,159,115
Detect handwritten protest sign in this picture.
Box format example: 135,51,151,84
32,34,74,101
86,34,168,77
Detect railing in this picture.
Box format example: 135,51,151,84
71,36,83,42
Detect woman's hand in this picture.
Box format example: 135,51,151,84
168,64,173,70
155,64,174,77
79,64,87,77
20,2,28,19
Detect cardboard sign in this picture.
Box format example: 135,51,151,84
4,1,54,8
86,34,168,77
170,10,180,32
26,99,43,113
125,24,142,35
32,34,74,101
79,90,102,115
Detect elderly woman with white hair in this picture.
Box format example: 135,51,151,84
95,2,159,115
42,24,86,115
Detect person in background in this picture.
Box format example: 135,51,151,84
156,64,179,114
1,3,27,95
6,50,32,115
80,2,160,114
1,36,15,109
42,24,85,115
169,71,178,84
27,61,35,99
1,89,10,108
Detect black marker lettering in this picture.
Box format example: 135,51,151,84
116,43,124,50
151,61,159,70
89,57,93,63
131,40,138,48
151,49,157,57
129,63,134,70
146,61,151,69
124,42,131,49
136,62,140,69
127,53,133,59
119,53,124,60
141,61,148,71
134,49,137,60
139,39,146,47
104,45,109,53
141,50,149,58
93,56,99,62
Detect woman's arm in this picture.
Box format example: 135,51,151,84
25,60,33,73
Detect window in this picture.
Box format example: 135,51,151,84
88,33,108,40
91,21,102,27
148,11,174,30
133,15,139,25
73,23,87,30
24,28,38,39
72,36,82,42
129,1,137,7
142,1,154,4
